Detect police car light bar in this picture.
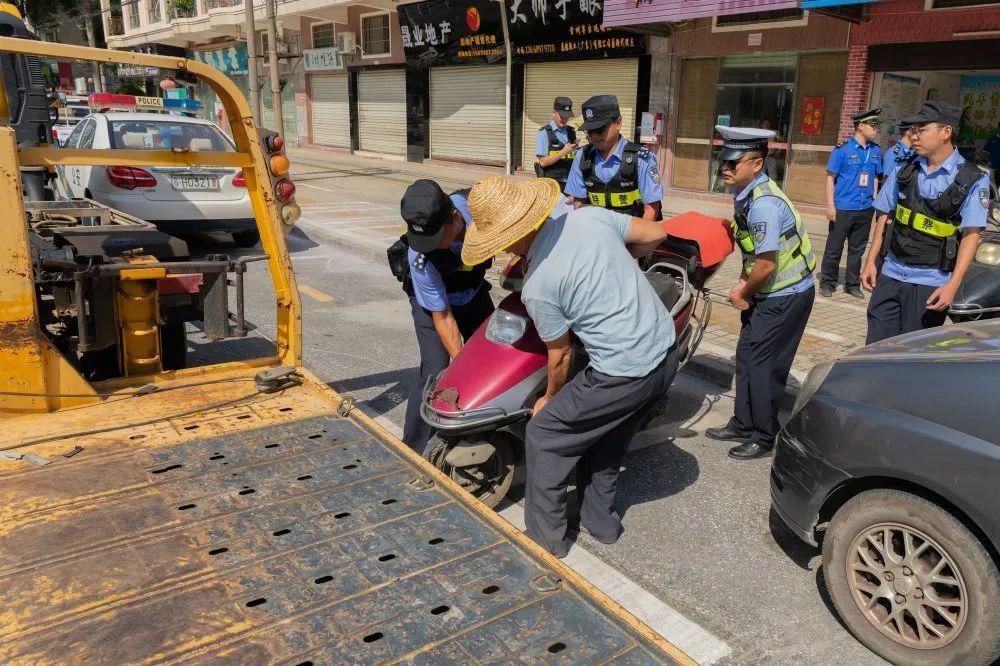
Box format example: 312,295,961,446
88,93,204,113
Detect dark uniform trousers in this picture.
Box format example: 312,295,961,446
402,287,495,451
865,276,948,345
820,208,874,291
523,347,679,558
730,288,815,447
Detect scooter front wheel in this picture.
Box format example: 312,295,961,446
423,434,516,509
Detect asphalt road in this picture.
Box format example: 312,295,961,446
177,162,885,665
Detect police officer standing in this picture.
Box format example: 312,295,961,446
396,180,496,450
820,108,883,299
883,120,915,180
535,97,577,192
565,95,663,221
862,101,988,344
705,126,816,460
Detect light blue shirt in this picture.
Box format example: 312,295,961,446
564,136,664,205
827,137,883,211
882,139,914,180
535,120,571,157
734,173,814,299
521,202,673,377
408,193,479,311
875,149,989,287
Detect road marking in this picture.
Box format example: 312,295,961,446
804,327,849,344
299,285,334,302
367,415,732,664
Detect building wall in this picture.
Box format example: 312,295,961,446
670,12,849,56
343,6,405,68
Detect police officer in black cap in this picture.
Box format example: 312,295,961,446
565,95,663,221
534,97,578,192
390,180,495,450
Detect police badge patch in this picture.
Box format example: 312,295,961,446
980,188,990,209
751,221,767,244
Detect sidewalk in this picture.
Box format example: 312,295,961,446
288,146,870,392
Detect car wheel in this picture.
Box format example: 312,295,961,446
823,488,1000,665
232,230,260,248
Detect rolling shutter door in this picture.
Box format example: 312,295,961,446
358,69,406,155
430,66,506,165
310,74,350,148
521,59,639,171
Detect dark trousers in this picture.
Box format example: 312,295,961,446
729,288,815,447
402,287,494,450
523,348,679,558
865,276,948,345
820,208,874,291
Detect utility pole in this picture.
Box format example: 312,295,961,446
81,8,104,93
496,0,511,175
245,0,261,125
264,0,283,135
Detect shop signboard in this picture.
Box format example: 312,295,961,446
604,0,799,27
506,0,644,61
118,64,159,79
188,42,249,76
303,47,344,72
799,97,825,136
398,0,505,67
959,75,1000,140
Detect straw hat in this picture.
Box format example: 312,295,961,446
462,176,561,266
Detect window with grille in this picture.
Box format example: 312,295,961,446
361,13,391,57
929,0,1000,7
125,0,140,28
148,0,162,24
715,9,805,27
312,22,335,48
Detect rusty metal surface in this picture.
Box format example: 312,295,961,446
0,413,677,664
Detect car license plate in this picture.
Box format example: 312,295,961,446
170,175,220,191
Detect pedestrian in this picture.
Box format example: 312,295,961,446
565,95,663,221
462,174,676,558
882,120,915,180
861,101,988,344
982,120,1000,188
820,107,883,299
705,126,816,460
534,97,578,192
392,179,495,451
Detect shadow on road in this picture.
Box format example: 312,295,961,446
768,506,818,571
326,366,419,418
615,438,700,519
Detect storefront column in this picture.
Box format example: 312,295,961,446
839,44,871,139
647,36,673,184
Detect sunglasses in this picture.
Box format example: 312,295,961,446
720,154,759,172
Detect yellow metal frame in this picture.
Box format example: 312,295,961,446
0,37,301,414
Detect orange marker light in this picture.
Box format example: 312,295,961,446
269,154,290,176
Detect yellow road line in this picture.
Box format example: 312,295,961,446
299,285,334,302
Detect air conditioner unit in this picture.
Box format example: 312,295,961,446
337,32,356,54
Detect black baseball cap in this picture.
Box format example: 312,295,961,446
401,179,454,253
902,100,963,129
554,96,573,119
580,95,621,131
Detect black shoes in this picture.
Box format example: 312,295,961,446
818,285,834,298
845,287,865,299
706,425,750,442
728,442,774,460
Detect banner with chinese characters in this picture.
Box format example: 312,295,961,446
506,0,645,61
398,0,505,67
799,96,825,136
959,75,1000,140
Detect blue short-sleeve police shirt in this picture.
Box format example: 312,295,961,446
882,139,914,180
827,138,883,210
874,149,989,287
564,137,664,205
408,193,480,311
535,120,570,158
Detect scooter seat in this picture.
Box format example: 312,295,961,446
646,271,681,311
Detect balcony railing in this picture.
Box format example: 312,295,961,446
106,15,125,36
206,0,242,8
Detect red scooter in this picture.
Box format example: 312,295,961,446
420,212,735,508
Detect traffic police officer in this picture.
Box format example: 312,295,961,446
565,95,663,221
883,120,915,180
535,97,577,192
862,101,988,344
705,126,816,460
393,180,496,450
820,107,883,299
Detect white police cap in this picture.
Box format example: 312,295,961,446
715,125,775,161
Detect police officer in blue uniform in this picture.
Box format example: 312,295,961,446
565,95,663,221
820,107,883,299
862,101,989,343
704,127,817,460
534,97,577,192
392,180,496,450
882,120,915,180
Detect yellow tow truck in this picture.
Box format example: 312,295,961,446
0,37,692,664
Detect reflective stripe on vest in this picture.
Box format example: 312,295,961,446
588,189,642,208
730,178,815,294
894,204,960,239
548,148,576,160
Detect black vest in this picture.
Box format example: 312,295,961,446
536,124,577,184
580,142,647,217
891,158,982,272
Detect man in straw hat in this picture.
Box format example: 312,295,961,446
463,175,678,558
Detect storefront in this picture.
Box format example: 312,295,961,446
357,68,408,156
188,42,250,131
430,66,506,164
305,47,350,148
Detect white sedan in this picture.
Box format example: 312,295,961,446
55,112,259,247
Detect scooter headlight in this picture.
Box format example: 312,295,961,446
975,242,1000,266
485,309,527,345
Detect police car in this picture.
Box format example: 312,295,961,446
54,93,259,247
